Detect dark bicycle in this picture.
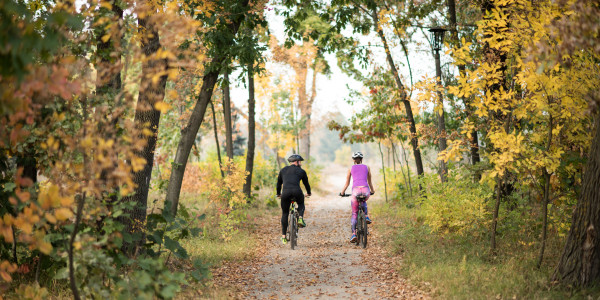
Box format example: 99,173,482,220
286,198,299,250
340,192,372,249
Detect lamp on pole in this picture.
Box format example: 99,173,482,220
429,27,448,182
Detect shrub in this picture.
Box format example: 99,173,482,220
417,170,493,235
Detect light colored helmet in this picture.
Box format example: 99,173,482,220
352,151,364,159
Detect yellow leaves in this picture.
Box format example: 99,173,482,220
154,101,172,113
131,156,147,172
0,261,18,282
41,136,59,150
54,208,73,221
101,34,111,43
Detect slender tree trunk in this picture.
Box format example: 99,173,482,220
372,9,424,177
222,68,234,161
537,169,551,268
122,14,167,252
434,49,448,182
165,72,219,216
393,143,409,197
399,139,413,196
243,65,256,198
164,0,249,216
210,101,224,178
491,175,502,253
553,115,600,286
95,0,123,95
378,141,388,202
537,113,554,268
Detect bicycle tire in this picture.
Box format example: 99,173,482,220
290,212,297,250
356,210,363,247
361,209,368,248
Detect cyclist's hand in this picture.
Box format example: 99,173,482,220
306,194,311,198
370,191,375,195
277,194,281,198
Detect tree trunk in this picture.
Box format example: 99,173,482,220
434,49,448,182
165,71,219,216
399,139,413,196
222,68,234,161
491,175,502,253
243,65,256,198
553,115,600,286
122,14,168,252
537,113,554,268
164,0,249,216
95,0,123,94
378,141,388,202
372,9,424,177
210,101,224,178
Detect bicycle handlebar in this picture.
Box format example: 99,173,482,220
339,192,374,197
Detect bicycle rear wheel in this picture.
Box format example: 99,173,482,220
356,211,363,247
360,210,368,248
290,213,298,250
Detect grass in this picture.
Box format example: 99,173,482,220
370,200,600,299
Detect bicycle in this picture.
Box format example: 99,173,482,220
340,192,373,249
286,198,299,250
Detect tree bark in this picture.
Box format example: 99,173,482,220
121,14,167,253
553,115,600,286
165,71,219,216
164,0,249,216
537,113,554,268
243,65,256,198
372,9,424,177
95,0,123,94
210,101,224,178
222,68,234,161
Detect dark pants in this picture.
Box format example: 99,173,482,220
280,190,305,235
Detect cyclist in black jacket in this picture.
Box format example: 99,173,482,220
277,154,311,245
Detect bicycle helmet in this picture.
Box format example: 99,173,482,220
287,154,304,162
352,151,364,159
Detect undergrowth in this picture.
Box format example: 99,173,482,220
371,200,600,299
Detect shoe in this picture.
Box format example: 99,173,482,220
350,234,357,243
366,216,372,224
298,217,306,228
281,237,288,245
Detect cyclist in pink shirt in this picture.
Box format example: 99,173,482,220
340,151,375,243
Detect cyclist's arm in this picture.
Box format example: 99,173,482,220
340,169,351,195
301,171,311,195
276,170,283,196
367,166,375,194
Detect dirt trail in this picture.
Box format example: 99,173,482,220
240,164,427,299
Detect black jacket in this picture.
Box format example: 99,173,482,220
276,165,311,196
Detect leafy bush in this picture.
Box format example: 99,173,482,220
417,170,493,235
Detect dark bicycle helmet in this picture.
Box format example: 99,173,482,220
288,154,304,162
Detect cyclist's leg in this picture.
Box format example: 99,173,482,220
280,194,292,236
295,191,305,217
350,191,359,233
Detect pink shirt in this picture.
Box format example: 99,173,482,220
351,164,369,189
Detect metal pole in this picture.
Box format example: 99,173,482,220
434,49,448,182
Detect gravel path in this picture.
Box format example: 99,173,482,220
241,165,428,299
